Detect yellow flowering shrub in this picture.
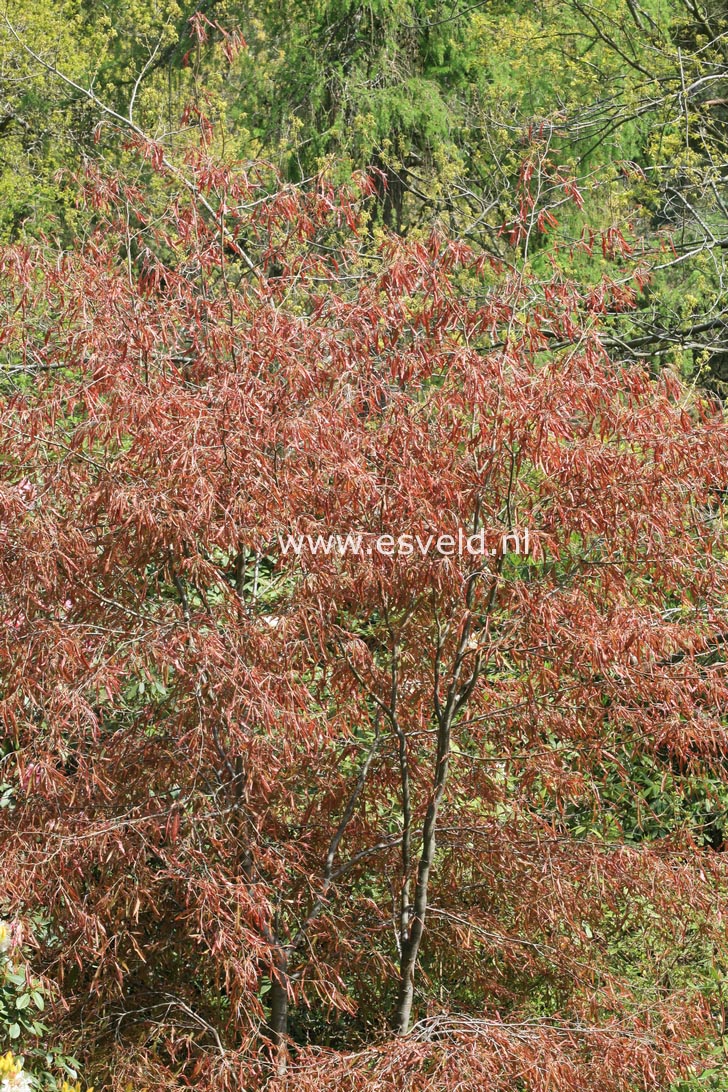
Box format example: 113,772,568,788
0,923,94,1091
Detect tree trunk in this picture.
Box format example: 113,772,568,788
393,789,444,1035
393,586,482,1035
395,943,416,1036
269,975,288,1044
268,954,289,1074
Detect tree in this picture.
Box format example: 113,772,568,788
0,136,728,1090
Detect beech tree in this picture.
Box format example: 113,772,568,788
1,140,728,1090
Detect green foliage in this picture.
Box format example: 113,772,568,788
0,922,90,1090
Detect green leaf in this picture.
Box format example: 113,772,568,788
8,1022,20,1039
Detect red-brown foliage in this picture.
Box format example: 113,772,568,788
0,149,727,1089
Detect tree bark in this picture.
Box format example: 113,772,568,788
269,973,289,1044
393,550,489,1035
393,733,450,1035
268,952,289,1074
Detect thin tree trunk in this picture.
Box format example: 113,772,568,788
394,543,491,1035
269,973,289,1044
268,954,289,1075
393,728,450,1035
